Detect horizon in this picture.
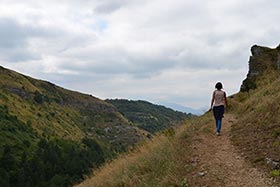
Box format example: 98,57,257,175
1,1,279,109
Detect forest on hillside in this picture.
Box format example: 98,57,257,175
107,99,192,134
0,105,109,187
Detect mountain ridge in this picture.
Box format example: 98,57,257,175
106,99,192,134
0,65,146,145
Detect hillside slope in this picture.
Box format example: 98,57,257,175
77,44,280,187
106,99,192,134
231,44,280,178
0,65,189,187
0,66,148,187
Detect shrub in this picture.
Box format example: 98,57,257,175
271,170,280,177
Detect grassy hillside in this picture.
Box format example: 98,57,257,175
230,73,280,179
230,45,280,178
1,66,148,148
0,66,148,186
106,99,192,134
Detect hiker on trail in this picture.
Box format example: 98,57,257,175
210,82,228,136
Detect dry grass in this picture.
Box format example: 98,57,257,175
230,73,280,182
76,114,212,187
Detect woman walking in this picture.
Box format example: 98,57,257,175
210,82,228,136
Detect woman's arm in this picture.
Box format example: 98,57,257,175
210,91,215,109
224,92,228,108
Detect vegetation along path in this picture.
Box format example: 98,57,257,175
76,113,279,187
190,114,276,187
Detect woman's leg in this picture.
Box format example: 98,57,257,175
217,119,222,133
213,106,224,135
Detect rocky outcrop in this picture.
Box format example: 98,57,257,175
277,45,280,70
240,44,280,92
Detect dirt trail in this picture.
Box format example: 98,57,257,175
190,114,277,187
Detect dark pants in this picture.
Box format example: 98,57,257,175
213,105,224,133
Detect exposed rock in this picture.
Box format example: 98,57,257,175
251,45,267,56
240,44,279,92
265,157,280,170
8,87,30,99
277,50,280,70
197,171,207,177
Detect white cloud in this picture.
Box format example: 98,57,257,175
0,0,279,109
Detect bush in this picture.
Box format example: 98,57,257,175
271,170,280,177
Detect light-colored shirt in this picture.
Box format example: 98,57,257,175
213,90,225,106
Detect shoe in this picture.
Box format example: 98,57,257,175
216,132,220,136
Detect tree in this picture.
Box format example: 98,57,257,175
0,168,10,187
0,145,16,171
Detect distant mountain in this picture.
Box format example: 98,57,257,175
159,102,206,115
106,99,192,134
0,66,148,187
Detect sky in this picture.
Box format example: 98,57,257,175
0,0,279,110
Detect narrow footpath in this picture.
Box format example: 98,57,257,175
189,114,277,187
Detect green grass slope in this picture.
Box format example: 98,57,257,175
0,66,148,186
106,99,192,134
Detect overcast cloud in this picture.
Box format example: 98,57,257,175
0,0,279,110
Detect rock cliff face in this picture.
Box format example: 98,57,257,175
240,44,280,92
